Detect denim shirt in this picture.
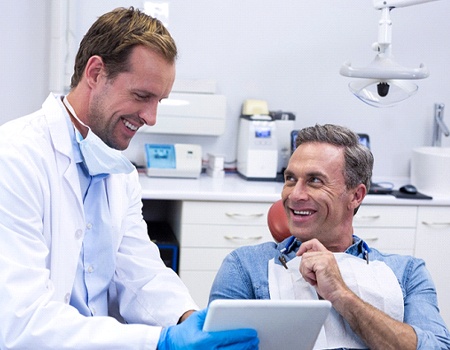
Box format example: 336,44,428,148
209,235,450,349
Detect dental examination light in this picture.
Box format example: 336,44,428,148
340,0,439,107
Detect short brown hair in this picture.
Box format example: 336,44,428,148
70,7,177,88
296,124,374,191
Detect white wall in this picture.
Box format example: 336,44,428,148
0,0,49,122
2,0,450,180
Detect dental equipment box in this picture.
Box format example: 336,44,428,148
236,100,278,181
145,143,202,179
138,92,227,136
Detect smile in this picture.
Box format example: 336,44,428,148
293,210,314,216
122,119,138,131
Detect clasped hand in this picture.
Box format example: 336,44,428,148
297,239,349,304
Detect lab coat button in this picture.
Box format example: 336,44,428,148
64,293,70,303
75,229,83,239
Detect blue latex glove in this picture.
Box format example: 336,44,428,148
157,309,259,350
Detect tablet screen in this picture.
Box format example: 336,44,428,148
203,299,331,350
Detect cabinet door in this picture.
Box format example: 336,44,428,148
415,206,450,326
181,224,272,248
354,205,417,255
181,201,271,226
179,200,274,307
354,205,417,228
353,228,415,255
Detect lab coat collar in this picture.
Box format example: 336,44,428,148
42,93,84,217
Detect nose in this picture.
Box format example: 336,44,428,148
139,102,158,126
286,181,309,202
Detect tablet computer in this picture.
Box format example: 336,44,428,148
203,299,331,350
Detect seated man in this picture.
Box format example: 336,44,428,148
209,124,450,349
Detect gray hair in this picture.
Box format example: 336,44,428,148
295,124,374,191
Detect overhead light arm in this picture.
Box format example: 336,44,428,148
340,0,440,107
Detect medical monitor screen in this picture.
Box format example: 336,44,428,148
145,144,176,169
255,128,271,138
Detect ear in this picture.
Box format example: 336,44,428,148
83,55,105,88
349,183,367,211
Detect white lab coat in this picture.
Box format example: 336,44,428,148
0,94,198,349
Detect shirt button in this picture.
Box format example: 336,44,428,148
64,293,71,304
87,265,94,273
75,229,83,239
86,223,92,230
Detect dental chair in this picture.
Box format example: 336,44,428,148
267,199,291,243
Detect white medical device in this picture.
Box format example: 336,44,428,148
145,143,202,178
236,114,278,181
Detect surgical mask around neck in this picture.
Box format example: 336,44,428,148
63,96,135,176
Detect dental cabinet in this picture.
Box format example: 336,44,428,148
139,174,450,325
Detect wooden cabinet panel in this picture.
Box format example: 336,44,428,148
181,224,272,247
179,200,274,307
181,201,271,226
355,205,417,227
353,227,415,255
415,206,450,326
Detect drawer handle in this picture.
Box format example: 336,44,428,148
224,235,263,242
225,213,264,219
355,215,381,220
421,221,450,227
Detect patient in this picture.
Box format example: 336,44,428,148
209,124,450,349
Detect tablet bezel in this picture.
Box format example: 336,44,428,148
203,299,331,350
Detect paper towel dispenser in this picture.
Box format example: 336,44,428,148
138,92,227,136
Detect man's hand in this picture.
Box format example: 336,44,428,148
297,238,351,303
297,238,417,350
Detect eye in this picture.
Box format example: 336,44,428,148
284,174,296,184
134,92,150,101
308,176,323,186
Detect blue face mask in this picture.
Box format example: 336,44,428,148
63,97,135,176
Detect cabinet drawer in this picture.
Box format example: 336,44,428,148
180,247,233,271
181,224,273,247
182,201,272,225
417,206,450,226
354,227,415,255
354,205,417,227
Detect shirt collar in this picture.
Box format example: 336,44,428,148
278,234,370,261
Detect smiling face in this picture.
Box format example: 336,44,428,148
282,142,364,251
84,45,175,150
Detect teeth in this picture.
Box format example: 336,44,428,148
123,119,138,131
293,210,313,216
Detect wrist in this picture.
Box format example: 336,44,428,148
178,309,195,324
331,287,360,315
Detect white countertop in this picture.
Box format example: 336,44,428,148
140,173,283,202
139,173,450,206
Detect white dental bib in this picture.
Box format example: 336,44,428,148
268,253,404,349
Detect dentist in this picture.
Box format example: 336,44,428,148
0,7,257,350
